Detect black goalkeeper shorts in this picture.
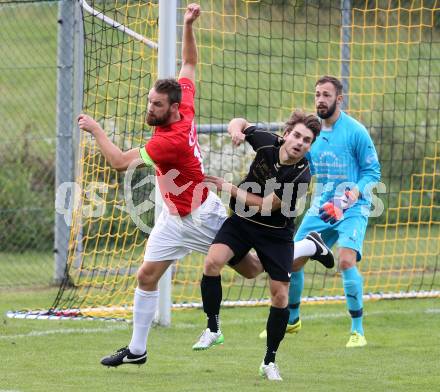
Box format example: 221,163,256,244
212,214,294,282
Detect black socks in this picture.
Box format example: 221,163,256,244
264,306,289,365
201,274,222,333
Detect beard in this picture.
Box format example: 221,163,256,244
317,99,337,119
146,109,172,126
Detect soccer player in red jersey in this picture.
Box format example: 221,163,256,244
78,3,260,368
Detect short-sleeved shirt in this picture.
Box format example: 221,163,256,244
142,78,208,216
306,111,381,217
229,126,311,235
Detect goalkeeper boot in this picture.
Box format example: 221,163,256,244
192,328,224,350
346,332,367,348
259,319,301,339
307,231,334,269
259,362,283,381
100,346,147,367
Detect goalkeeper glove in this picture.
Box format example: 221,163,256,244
319,188,357,224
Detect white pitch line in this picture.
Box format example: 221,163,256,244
2,308,439,339
0,324,129,340
173,307,440,329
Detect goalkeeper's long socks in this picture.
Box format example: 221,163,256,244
201,274,222,333
288,270,304,324
264,306,289,365
128,288,159,355
342,266,364,335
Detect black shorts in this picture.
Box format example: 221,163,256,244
212,214,294,282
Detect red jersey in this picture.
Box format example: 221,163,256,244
143,78,208,216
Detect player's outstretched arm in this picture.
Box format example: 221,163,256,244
77,114,141,172
227,118,251,146
204,175,281,214
179,3,200,83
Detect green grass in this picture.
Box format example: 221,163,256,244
1,288,440,391
0,251,54,287
0,1,58,144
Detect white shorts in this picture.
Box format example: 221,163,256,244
144,191,227,262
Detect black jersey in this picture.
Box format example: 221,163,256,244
230,126,311,232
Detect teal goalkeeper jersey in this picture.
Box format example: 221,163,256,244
307,111,381,217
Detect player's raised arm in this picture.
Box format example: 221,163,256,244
178,3,200,83
77,113,142,172
227,118,250,146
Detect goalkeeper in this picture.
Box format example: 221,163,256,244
260,75,381,348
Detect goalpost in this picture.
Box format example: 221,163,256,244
79,0,177,325
8,0,440,322
155,0,177,327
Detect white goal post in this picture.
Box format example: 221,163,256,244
79,0,159,50
154,0,178,327
79,0,176,326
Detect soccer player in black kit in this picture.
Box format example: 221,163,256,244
192,111,323,381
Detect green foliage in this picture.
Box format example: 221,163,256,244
0,251,53,287
0,1,58,253
0,133,54,252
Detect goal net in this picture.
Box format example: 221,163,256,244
18,0,440,320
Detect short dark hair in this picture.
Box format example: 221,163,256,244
154,78,182,105
315,75,343,96
284,110,321,142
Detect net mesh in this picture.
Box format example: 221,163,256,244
45,0,439,320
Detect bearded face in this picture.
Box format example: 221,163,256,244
146,88,175,126
316,98,337,119
315,82,341,120
146,107,173,126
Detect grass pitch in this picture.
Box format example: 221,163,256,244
1,289,439,392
